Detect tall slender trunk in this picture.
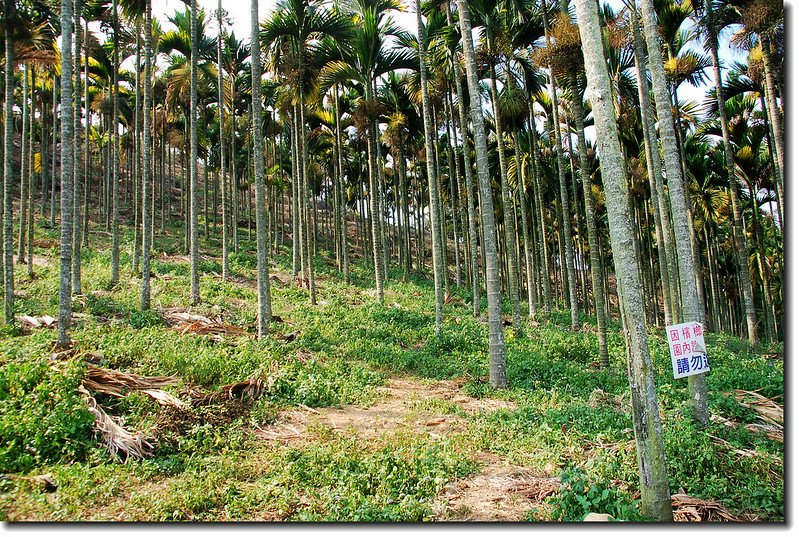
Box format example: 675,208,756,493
291,110,300,279
18,65,30,266
131,29,141,273
574,0,672,520
82,25,90,250
365,82,384,304
251,0,272,335
217,0,229,281
189,0,200,305
416,1,444,333
760,35,783,217
334,86,349,284
631,14,676,325
2,0,15,324
638,0,707,426
704,1,758,343
141,1,153,310
544,10,579,330
298,88,316,304
50,78,58,228
452,65,481,316
27,67,35,275
57,0,75,344
570,75,608,366
456,0,505,388
513,132,536,319
529,114,552,313
748,190,775,341
488,57,521,333
110,0,121,285
72,6,84,293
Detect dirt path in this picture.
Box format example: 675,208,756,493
254,376,559,521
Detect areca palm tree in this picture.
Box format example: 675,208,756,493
58,0,76,345
456,0,505,389
694,0,758,344
189,0,200,305
637,0,708,426
573,0,671,520
2,0,15,324
251,0,272,336
261,0,353,306
319,0,414,305
536,0,580,331
141,0,153,310
468,0,524,332
415,0,445,334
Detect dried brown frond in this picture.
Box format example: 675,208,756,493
140,389,190,409
162,310,251,341
671,493,758,522
79,386,154,460
83,365,177,398
733,389,783,426
219,377,267,401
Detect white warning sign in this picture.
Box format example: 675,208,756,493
666,321,709,379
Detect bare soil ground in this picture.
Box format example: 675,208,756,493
254,375,556,521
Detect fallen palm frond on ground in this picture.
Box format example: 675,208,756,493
710,414,783,443
162,310,251,341
733,389,783,427
219,377,267,400
79,386,153,460
83,364,178,398
671,493,758,522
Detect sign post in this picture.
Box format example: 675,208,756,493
666,321,709,379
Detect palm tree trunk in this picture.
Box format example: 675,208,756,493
141,1,153,310
2,5,11,322
416,1,444,333
18,64,30,267
631,14,677,325
189,0,200,305
132,28,141,273
251,0,272,335
704,2,758,343
291,109,300,279
760,35,783,217
57,0,75,345
365,83,384,304
333,86,350,284
444,0,479,314
574,0,672,520
110,0,121,286
456,0,506,388
217,0,229,281
488,58,521,333
570,74,608,367
638,0,708,426
82,26,90,250
72,6,84,293
298,89,316,305
27,67,36,275
543,11,579,330
50,78,58,229
529,113,552,313
513,132,535,319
